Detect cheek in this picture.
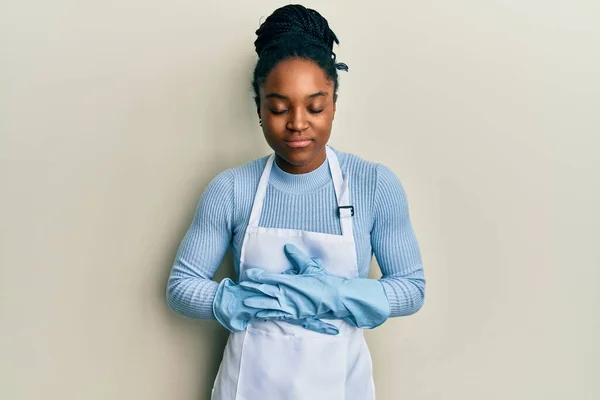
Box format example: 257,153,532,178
314,113,334,133
263,117,286,134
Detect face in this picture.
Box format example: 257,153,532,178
258,58,336,174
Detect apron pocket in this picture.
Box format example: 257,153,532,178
237,324,348,400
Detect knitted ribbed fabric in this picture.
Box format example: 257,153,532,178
167,149,425,320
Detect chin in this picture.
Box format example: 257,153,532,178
279,151,312,166
279,145,319,163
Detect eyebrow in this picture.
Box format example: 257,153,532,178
265,91,328,100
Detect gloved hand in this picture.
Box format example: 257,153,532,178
240,244,391,329
213,277,340,335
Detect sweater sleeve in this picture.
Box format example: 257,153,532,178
372,164,425,317
166,170,234,320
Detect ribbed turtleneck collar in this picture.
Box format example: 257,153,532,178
269,155,332,193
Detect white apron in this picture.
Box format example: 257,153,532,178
211,147,375,400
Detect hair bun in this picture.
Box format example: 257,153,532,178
254,4,340,57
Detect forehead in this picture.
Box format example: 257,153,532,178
261,58,332,96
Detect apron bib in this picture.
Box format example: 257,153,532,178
211,147,375,400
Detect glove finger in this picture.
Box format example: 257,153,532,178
239,281,280,297
300,263,323,275
243,296,282,310
256,310,292,319
244,268,265,281
245,268,289,285
304,319,339,336
283,244,320,275
282,268,298,275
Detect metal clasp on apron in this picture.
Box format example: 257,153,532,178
338,205,354,217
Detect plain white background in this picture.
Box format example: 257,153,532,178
1,1,599,399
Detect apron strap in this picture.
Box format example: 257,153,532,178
326,147,354,238
248,154,275,228
248,146,354,238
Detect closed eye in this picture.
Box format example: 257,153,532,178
269,109,288,115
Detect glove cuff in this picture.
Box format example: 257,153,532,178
213,278,246,332
339,278,391,329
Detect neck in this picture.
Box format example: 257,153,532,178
275,148,327,174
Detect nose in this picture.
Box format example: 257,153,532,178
286,108,309,132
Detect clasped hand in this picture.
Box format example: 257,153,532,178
214,244,389,335
242,243,390,329
213,243,342,335
241,244,350,321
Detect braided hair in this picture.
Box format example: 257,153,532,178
252,4,348,107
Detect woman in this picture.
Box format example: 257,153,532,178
166,4,425,400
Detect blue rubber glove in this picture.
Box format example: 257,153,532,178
241,244,391,329
213,278,339,335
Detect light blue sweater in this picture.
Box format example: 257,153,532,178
166,149,425,320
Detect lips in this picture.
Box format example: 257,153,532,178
284,138,313,148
